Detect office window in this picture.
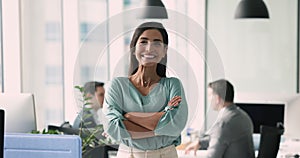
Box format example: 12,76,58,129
0,0,3,92
0,59,1,94
45,66,63,85
45,22,61,41
80,22,98,41
77,0,109,85
80,66,93,83
21,0,64,129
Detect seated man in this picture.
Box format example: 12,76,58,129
185,79,255,158
73,81,105,129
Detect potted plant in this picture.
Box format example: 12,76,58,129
74,85,116,158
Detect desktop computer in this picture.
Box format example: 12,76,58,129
0,93,36,133
235,102,285,134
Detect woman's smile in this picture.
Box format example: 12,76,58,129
141,53,157,59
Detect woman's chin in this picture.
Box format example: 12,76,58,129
141,61,157,67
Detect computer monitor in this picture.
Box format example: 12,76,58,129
236,102,285,133
0,93,36,133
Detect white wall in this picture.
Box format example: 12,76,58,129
205,0,298,130
206,0,297,93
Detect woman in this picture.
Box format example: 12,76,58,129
103,22,188,158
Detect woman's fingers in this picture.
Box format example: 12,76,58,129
171,96,181,106
168,96,182,106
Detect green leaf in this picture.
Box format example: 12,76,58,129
84,102,92,106
74,86,84,92
84,97,92,101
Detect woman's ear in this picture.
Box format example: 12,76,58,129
163,46,168,57
131,48,136,55
132,50,136,55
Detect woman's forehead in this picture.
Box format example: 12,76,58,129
138,29,163,40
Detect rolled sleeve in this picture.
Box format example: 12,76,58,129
154,78,188,137
102,79,131,141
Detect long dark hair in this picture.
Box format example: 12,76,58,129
128,22,168,77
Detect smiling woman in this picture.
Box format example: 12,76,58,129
103,22,188,158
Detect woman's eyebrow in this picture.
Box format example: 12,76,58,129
153,39,162,42
139,37,162,42
139,37,149,40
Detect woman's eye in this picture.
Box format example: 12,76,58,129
139,41,148,45
153,41,162,46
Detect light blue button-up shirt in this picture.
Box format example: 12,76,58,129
103,77,188,150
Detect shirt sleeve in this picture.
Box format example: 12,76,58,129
154,78,188,137
199,135,210,149
205,122,229,158
102,78,131,141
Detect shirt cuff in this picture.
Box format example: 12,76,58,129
164,106,173,112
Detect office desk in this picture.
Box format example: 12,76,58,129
277,138,300,157
106,148,207,158
177,135,300,158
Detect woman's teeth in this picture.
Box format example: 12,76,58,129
142,54,155,59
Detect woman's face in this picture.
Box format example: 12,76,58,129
135,29,167,66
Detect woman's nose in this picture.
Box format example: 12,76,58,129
145,43,155,51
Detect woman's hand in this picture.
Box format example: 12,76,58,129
167,96,182,110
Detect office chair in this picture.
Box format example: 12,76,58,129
257,122,284,158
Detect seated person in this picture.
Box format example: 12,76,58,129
185,79,255,158
73,81,105,129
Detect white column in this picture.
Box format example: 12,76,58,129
62,0,80,122
2,0,21,93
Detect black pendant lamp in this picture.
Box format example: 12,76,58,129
139,0,168,19
234,0,270,19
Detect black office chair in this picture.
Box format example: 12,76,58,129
257,122,284,158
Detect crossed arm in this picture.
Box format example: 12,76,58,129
123,96,182,139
